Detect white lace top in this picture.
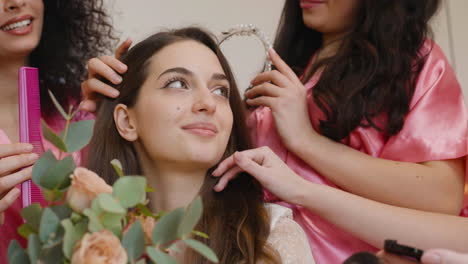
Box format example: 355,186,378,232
265,204,316,264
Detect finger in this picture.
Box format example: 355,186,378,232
79,100,97,113
0,153,37,175
0,166,32,194
0,188,21,213
268,49,302,85
245,82,283,99
422,249,468,264
245,96,276,108
100,55,127,74
0,143,33,158
212,155,236,177
213,165,243,192
82,78,119,100
87,57,123,85
232,152,266,181
251,70,291,87
115,38,132,59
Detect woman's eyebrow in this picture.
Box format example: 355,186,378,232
157,67,193,80
211,73,228,81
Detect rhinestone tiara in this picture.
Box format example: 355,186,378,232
218,24,273,72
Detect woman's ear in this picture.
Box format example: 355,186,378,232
114,104,138,142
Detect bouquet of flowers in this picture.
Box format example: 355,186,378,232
8,92,218,264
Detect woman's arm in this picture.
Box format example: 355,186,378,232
289,132,465,215
245,49,466,215
213,147,468,252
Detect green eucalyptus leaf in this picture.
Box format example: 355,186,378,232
178,196,203,237
41,119,67,152
48,90,68,120
146,247,177,264
62,219,87,259
110,159,124,178
122,220,145,261
184,239,219,263
83,208,104,232
18,223,36,239
39,156,75,190
7,240,30,264
20,203,42,231
96,193,126,214
32,150,57,190
152,208,184,246
27,234,41,264
50,205,72,220
39,208,60,243
61,120,95,153
113,176,147,208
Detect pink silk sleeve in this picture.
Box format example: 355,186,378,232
380,42,467,162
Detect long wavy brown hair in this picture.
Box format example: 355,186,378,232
87,27,280,263
275,0,441,141
31,0,117,118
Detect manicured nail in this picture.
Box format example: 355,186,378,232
119,64,127,72
423,253,441,264
24,144,33,151
111,90,120,97
29,153,39,161
112,75,122,83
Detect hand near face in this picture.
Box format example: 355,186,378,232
212,146,309,204
80,38,132,112
245,49,317,150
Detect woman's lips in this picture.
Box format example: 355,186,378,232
300,0,325,9
0,15,33,35
182,123,218,137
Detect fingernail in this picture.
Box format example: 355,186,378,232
119,64,127,72
113,75,122,83
423,253,441,264
25,144,33,151
111,90,120,97
29,153,39,161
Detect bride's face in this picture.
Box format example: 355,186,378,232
115,40,233,170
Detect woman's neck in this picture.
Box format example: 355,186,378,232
142,161,206,212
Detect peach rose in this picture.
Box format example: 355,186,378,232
66,167,112,213
71,230,127,264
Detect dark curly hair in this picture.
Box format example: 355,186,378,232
29,0,117,118
275,0,441,141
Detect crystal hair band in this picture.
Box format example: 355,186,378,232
218,24,273,73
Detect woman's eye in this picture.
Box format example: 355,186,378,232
212,87,229,98
166,80,187,89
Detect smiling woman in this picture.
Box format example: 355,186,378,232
86,27,315,264
0,0,115,262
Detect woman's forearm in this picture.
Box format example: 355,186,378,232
290,132,465,214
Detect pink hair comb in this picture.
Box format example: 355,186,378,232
18,67,44,208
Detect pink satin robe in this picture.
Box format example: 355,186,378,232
249,41,468,264
0,111,91,264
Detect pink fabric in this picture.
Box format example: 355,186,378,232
0,110,92,263
250,41,468,263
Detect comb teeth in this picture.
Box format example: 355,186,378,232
18,67,45,208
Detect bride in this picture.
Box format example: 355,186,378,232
86,27,314,264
